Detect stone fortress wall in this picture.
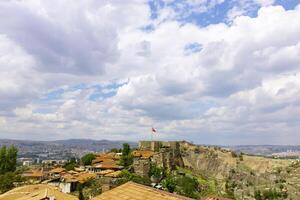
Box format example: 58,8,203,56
133,141,184,177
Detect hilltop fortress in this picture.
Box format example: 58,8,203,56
135,140,233,179
138,140,181,152
132,141,188,177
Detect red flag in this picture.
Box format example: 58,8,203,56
152,127,157,133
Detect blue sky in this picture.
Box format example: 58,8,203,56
148,0,300,26
0,0,300,144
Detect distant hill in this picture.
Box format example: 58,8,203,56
53,139,137,151
224,145,300,157
0,139,137,159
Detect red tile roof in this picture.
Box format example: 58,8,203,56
92,181,193,200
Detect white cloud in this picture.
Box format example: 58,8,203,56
255,0,275,6
226,0,276,22
0,0,150,75
0,1,300,144
0,116,6,126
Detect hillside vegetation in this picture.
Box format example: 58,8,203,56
180,142,300,199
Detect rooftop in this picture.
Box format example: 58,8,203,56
94,162,123,170
93,157,116,164
49,167,66,174
0,184,78,200
96,169,115,176
63,172,96,183
92,181,193,200
104,170,122,178
23,169,44,178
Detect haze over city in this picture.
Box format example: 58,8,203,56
0,0,300,145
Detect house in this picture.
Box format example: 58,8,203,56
93,162,123,171
22,169,46,182
41,160,67,166
49,167,66,178
88,153,123,173
23,160,33,166
0,184,78,200
49,172,97,194
103,170,122,178
95,169,115,177
92,153,117,164
74,166,85,172
67,170,78,175
92,181,193,200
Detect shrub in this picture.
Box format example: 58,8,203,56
239,154,244,161
81,153,96,166
231,151,238,158
255,189,287,200
161,176,176,193
117,170,151,185
225,179,237,199
149,164,164,179
254,190,262,200
64,158,78,171
0,172,23,193
175,175,199,199
77,183,84,200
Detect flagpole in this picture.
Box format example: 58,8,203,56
151,127,153,141
151,131,153,141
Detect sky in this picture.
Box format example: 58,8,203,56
0,0,300,145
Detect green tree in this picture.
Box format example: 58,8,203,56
6,146,18,172
149,164,164,179
122,143,130,156
0,146,20,194
0,172,15,193
116,170,151,185
0,146,7,174
176,175,199,199
0,172,23,193
77,183,85,200
162,176,176,193
0,145,18,175
81,153,96,166
64,157,77,170
120,143,133,168
64,162,76,171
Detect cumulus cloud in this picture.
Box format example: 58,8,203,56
0,0,150,75
0,0,299,144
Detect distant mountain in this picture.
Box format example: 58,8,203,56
2,139,299,159
0,139,137,159
225,145,300,156
53,139,137,151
